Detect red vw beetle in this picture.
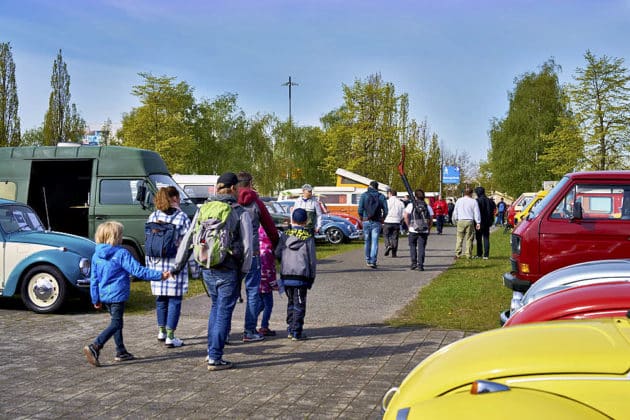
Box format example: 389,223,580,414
504,281,630,327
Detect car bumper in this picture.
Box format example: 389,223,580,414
502,272,531,293
349,230,362,240
76,276,91,287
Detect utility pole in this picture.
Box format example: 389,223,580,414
281,76,298,124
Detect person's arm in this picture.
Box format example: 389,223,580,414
380,195,388,220
255,196,279,247
403,205,411,227
308,237,316,280
90,257,100,306
427,205,434,230
314,199,323,232
473,201,481,228
120,249,164,281
357,194,365,219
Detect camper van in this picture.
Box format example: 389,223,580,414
0,146,197,260
172,174,218,205
279,186,367,219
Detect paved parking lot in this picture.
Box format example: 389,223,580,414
0,228,470,419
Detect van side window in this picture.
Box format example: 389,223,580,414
551,184,630,220
100,179,143,205
0,181,17,200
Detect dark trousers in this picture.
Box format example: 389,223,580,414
285,286,308,337
476,226,490,258
408,231,429,268
382,222,401,256
435,215,445,234
95,302,126,354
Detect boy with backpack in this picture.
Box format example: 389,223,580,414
275,208,316,341
191,172,253,371
358,180,388,268
403,189,434,271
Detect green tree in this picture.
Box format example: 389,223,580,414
21,125,44,146
43,49,85,144
118,73,196,173
488,60,567,197
566,51,630,170
0,42,20,146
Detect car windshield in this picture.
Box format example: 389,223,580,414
149,174,194,205
0,205,45,234
529,176,570,219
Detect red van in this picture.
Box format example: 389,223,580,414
503,171,630,294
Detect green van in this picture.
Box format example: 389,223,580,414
0,145,197,260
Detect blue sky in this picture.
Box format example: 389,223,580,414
2,0,630,162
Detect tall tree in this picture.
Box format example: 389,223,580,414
118,73,196,173
566,50,630,170
43,49,85,144
0,42,20,146
488,60,567,197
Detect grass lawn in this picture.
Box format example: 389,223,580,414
388,229,513,332
127,240,364,314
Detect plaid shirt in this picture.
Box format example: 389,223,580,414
146,208,191,296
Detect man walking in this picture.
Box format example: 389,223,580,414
201,172,253,370
496,198,506,226
358,181,388,268
474,186,495,259
432,195,448,234
452,188,480,259
382,189,404,258
237,171,279,342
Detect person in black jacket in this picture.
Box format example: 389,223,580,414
474,186,495,259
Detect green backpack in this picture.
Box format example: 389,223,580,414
192,200,239,268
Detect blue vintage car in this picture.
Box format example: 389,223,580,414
277,200,362,245
0,199,95,313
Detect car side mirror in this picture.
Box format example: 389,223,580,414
571,201,583,221
135,181,147,209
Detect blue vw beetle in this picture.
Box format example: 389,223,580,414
0,199,95,313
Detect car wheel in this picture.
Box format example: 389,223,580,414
20,265,67,313
326,227,344,245
123,243,141,262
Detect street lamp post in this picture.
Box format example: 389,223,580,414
282,76,298,124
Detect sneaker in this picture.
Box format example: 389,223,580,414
410,265,417,270
165,337,184,348
207,359,233,371
291,334,307,341
83,344,100,367
369,263,377,269
114,352,135,362
157,331,167,342
483,257,489,260
287,333,293,339
242,331,264,342
384,246,391,256
257,327,276,336
419,265,425,271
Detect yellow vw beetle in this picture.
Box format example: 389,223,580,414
382,318,630,419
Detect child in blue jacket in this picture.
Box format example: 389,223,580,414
83,221,169,367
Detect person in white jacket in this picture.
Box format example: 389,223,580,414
382,189,405,258
452,188,481,259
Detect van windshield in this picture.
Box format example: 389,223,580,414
528,176,569,219
149,174,193,205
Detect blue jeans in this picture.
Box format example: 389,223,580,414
257,292,274,329
435,215,445,234
363,220,381,265
95,302,126,354
243,256,262,333
155,295,182,331
202,269,240,361
286,286,308,337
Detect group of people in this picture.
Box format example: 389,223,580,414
358,182,499,272
83,172,317,371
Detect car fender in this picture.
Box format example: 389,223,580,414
2,248,83,297
385,387,609,420
321,220,351,236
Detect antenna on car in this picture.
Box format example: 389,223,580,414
42,186,51,231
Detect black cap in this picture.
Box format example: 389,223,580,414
292,208,307,223
217,172,238,188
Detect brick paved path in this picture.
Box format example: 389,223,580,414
0,227,470,419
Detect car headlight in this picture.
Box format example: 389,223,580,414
509,291,524,314
511,234,521,255
79,257,91,277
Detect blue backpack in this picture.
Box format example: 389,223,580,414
145,221,178,258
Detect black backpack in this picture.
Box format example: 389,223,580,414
145,221,179,258
364,193,382,221
410,201,429,233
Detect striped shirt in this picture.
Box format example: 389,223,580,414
146,208,192,296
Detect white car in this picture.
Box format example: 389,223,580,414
500,259,630,325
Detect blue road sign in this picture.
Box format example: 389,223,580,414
443,165,460,184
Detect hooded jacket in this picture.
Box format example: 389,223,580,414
275,227,316,288
238,187,279,250
90,244,163,304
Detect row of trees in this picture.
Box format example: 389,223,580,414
0,43,85,146
9,41,627,199
486,51,630,198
